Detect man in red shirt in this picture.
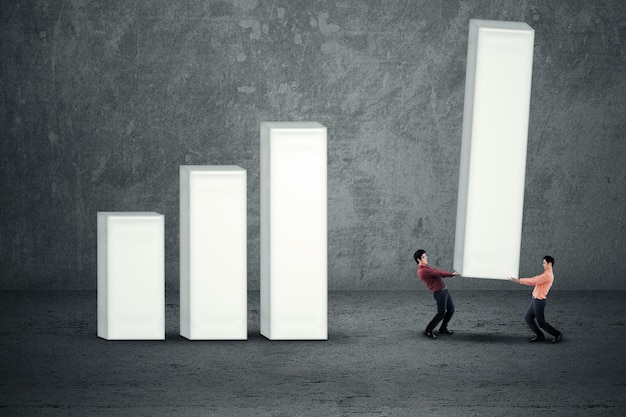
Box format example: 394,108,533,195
414,249,460,339
509,255,563,343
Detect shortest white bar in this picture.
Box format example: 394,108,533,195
97,212,165,340
180,166,247,340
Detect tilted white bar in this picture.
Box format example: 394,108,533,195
260,122,328,340
97,212,165,340
180,166,247,340
454,20,535,280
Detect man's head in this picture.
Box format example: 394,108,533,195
543,255,555,269
414,249,427,265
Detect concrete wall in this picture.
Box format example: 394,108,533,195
1,0,625,290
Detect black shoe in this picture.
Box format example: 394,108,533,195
439,329,454,335
423,330,437,339
552,333,563,344
529,336,545,342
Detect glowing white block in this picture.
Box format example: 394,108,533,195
454,20,535,280
180,166,247,340
260,122,328,340
97,212,165,340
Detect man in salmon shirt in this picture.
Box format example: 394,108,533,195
509,255,563,343
413,249,460,339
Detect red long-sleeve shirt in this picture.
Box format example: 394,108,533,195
418,265,455,293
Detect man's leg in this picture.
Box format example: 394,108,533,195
425,290,446,338
525,299,544,340
439,290,455,333
534,299,561,339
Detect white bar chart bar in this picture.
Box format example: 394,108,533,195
97,212,165,340
454,20,535,279
260,122,328,340
180,166,247,340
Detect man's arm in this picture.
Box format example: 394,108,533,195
519,272,551,286
425,266,458,278
509,271,550,286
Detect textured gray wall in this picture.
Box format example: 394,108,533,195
1,0,625,290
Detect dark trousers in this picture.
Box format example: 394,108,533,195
525,298,561,338
426,289,454,332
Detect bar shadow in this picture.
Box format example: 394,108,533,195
164,330,332,343
446,332,528,344
164,331,251,343
249,330,338,342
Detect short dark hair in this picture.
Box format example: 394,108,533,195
543,255,555,266
414,249,426,263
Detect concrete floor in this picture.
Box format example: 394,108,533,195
0,290,624,416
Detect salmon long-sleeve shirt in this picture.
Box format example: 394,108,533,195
417,265,455,293
519,269,554,300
